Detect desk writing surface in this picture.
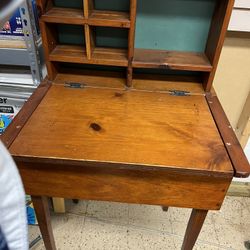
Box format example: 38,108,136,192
9,84,233,174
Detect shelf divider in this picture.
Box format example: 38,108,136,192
127,0,137,87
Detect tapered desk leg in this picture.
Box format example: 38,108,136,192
32,196,56,250
181,209,208,250
162,206,169,212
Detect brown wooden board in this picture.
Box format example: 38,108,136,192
206,92,250,178
9,83,233,176
133,49,212,72
0,80,51,148
17,160,232,211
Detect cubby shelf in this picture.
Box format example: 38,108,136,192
49,45,128,67
41,7,86,25
89,10,130,28
41,8,130,28
49,45,87,64
133,49,213,72
39,0,225,89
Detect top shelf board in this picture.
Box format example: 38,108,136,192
41,7,130,28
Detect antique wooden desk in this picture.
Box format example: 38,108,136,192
1,0,250,249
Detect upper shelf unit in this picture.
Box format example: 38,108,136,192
37,0,234,90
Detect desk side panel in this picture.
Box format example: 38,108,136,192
17,161,232,210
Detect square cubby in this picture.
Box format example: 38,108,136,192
86,26,129,66
93,0,129,12
95,27,128,49
87,0,130,28
41,0,85,25
44,23,86,63
53,0,84,9
133,0,217,72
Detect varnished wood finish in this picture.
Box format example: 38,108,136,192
10,85,233,175
54,71,126,89
206,92,250,178
182,209,208,250
132,75,204,94
89,10,130,28
0,80,51,148
36,0,53,14
17,160,231,210
49,45,87,63
133,49,212,72
127,0,137,87
84,0,92,18
41,7,86,25
14,1,249,249
204,0,235,91
36,0,236,92
49,45,128,67
32,196,56,250
162,206,169,212
39,21,58,80
84,25,94,60
53,72,204,94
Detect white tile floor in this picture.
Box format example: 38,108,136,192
29,196,250,250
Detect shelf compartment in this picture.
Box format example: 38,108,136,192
94,0,130,12
49,45,128,67
41,7,86,25
91,47,128,66
88,10,130,28
133,49,212,72
49,45,87,64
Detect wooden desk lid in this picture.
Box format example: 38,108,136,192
8,81,233,176
1,0,249,179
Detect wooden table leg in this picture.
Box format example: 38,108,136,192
162,206,169,212
181,209,208,250
32,196,56,250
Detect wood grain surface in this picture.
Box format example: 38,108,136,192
133,49,213,72
206,92,250,178
41,7,86,25
32,196,56,250
49,45,128,67
0,80,51,148
182,209,208,250
18,160,232,210
10,84,233,175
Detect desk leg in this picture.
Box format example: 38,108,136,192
32,196,56,250
181,209,208,250
162,206,169,212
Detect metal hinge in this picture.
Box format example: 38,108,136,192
64,82,86,89
169,90,190,96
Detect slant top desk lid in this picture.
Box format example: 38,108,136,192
9,81,233,177
3,0,249,178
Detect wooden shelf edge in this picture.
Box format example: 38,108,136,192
205,92,250,178
41,7,130,28
133,49,213,72
89,10,130,28
49,45,128,67
41,7,86,25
